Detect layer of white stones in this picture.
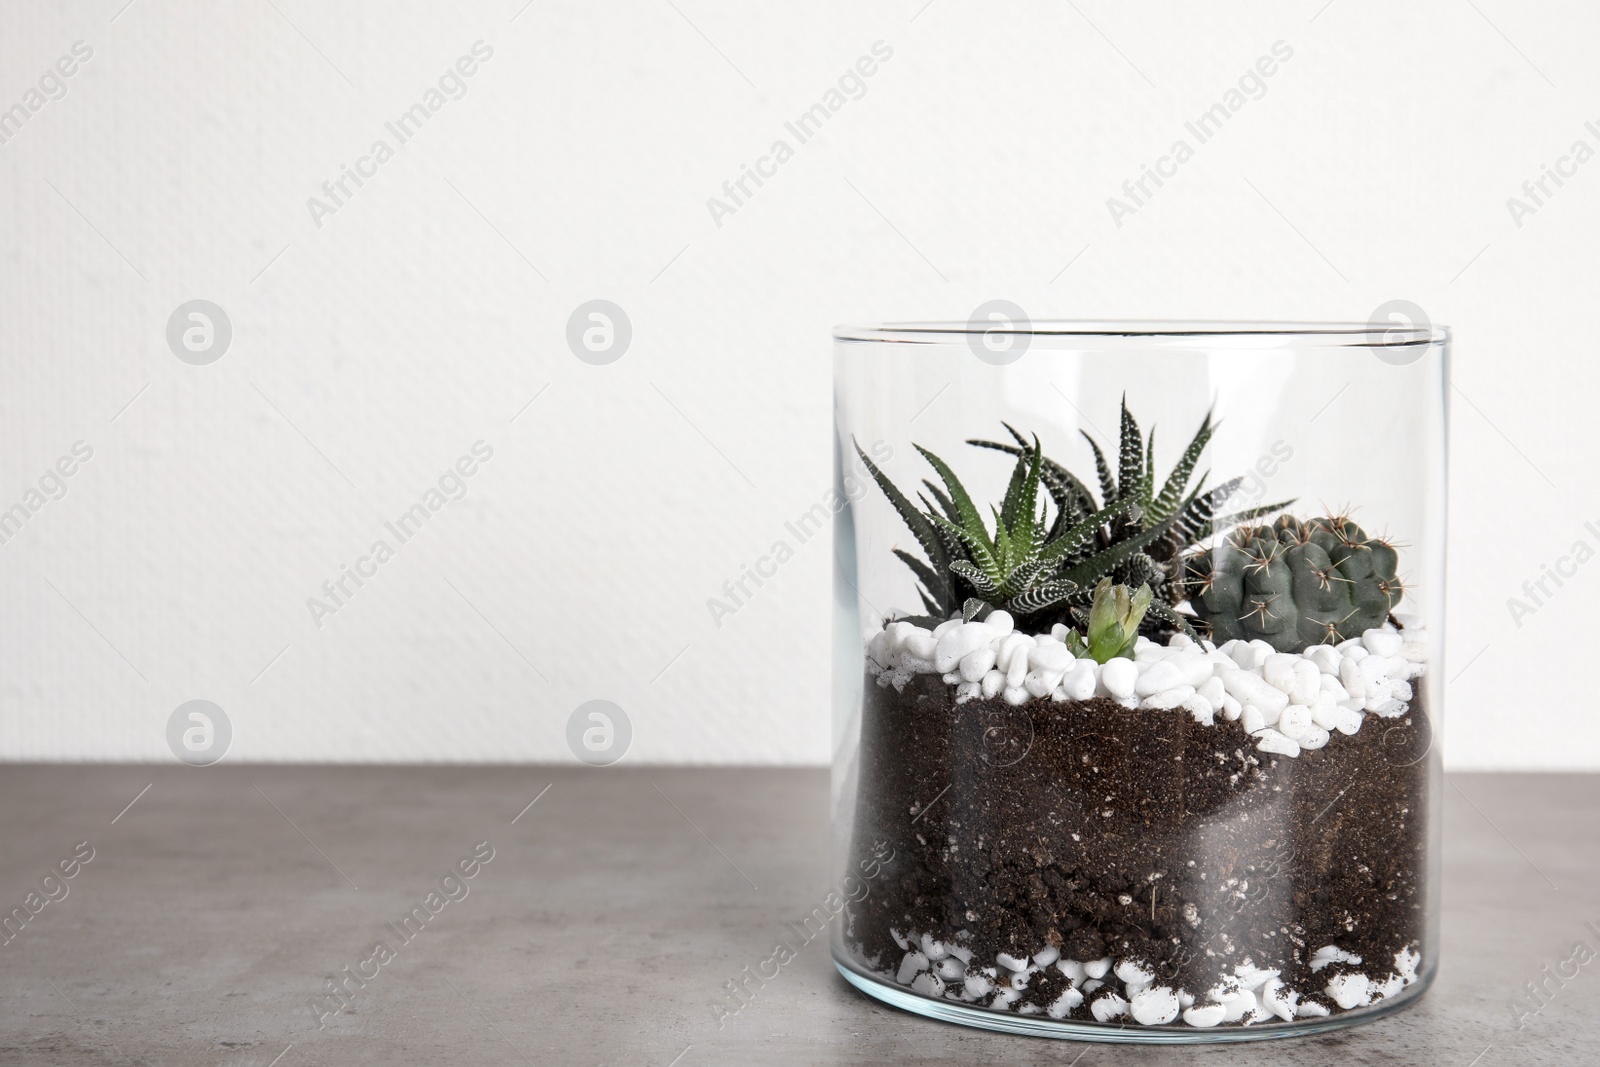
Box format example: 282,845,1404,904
873,931,1422,1027
865,611,1429,759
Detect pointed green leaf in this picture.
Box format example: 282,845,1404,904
949,559,1000,600
916,445,992,553
1117,397,1143,502
856,441,950,603
1150,412,1214,522
1081,430,1117,507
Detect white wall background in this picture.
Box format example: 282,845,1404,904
0,0,1593,767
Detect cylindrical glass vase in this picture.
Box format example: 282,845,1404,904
831,322,1447,1042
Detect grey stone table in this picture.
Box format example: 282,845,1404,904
0,767,1595,1066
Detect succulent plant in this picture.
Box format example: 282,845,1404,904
1065,579,1152,663
854,398,1291,638
1180,514,1405,652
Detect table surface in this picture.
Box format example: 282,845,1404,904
0,767,1594,1066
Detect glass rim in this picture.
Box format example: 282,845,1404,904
832,320,1450,348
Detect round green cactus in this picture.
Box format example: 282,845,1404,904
1181,515,1404,652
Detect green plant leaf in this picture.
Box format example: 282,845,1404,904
1081,430,1117,508
950,559,1000,600
1037,497,1134,567
931,512,998,575
1117,398,1143,503
1149,412,1214,522
892,549,944,604
1144,599,1199,640
856,441,951,605
1003,579,1086,615
1056,509,1182,588
916,446,992,554
920,481,960,523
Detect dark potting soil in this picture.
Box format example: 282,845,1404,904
845,669,1432,1016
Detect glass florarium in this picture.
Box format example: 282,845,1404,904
830,322,1447,1041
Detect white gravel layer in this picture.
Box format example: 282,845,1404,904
872,933,1423,1027
865,611,1429,759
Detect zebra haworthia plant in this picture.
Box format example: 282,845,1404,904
855,398,1293,637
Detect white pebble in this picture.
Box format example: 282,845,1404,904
920,933,949,960
1339,658,1367,700
867,630,893,667
984,609,1014,637
1057,959,1086,985
1291,660,1322,705
1363,628,1403,657
954,681,980,702
909,971,945,997
1307,645,1341,675
1051,623,1069,642
936,957,965,981
1033,946,1060,967
1142,686,1195,710
1278,705,1313,741
1062,661,1097,701
1084,957,1112,980
1183,694,1215,726
1310,945,1362,972
963,973,994,998
1168,633,1195,650
1029,643,1073,674
1197,676,1226,706
1221,695,1242,721
1114,959,1155,985
932,618,961,639
1130,986,1181,1025
1222,669,1287,715
1182,1002,1227,1027
1332,705,1365,735
959,647,996,682
936,623,993,673
1254,729,1301,757
904,630,938,662
1296,999,1331,1017
1135,660,1182,697
890,928,909,950
1260,978,1297,1021
1371,972,1405,999
1174,652,1216,688
942,672,961,685
1263,654,1299,694
1300,725,1331,750
990,987,1020,1009
1047,987,1084,1018
897,951,928,984
981,670,1005,700
1401,640,1427,663
1221,988,1257,1022
1320,672,1350,701
1024,670,1063,699
1325,972,1371,1009
1370,698,1407,718
1240,705,1266,734
1359,654,1390,686
1003,687,1029,706
1089,992,1128,1022
995,952,1029,972
1101,658,1138,700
